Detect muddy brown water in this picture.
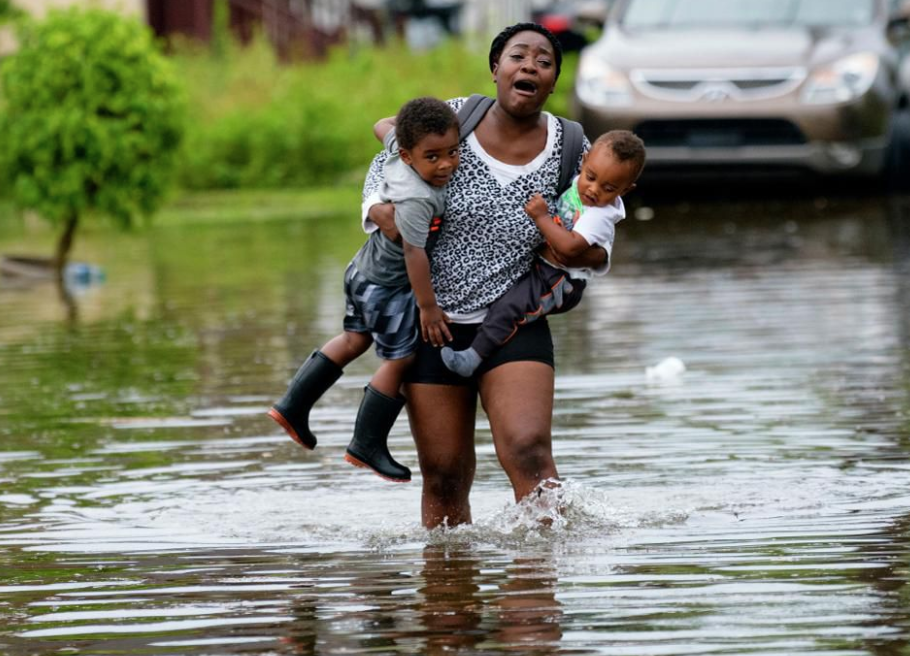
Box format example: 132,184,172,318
0,191,908,655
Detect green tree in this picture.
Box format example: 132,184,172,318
0,8,184,276
1,0,19,21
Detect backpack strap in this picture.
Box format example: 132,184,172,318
557,117,585,195
457,94,586,195
457,94,495,141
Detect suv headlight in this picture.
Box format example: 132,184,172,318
801,52,880,105
575,52,633,107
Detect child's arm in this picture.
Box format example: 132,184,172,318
403,242,452,347
373,117,396,144
524,194,594,260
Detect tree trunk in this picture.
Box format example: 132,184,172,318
54,214,79,323
54,213,79,276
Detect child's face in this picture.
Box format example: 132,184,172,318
577,145,638,207
400,126,460,188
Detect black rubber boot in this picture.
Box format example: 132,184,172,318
344,385,411,482
268,350,343,450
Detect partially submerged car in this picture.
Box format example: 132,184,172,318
572,0,910,186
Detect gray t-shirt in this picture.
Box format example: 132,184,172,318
352,132,447,287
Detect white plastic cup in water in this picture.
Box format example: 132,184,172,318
645,356,686,382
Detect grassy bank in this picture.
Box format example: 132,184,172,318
0,26,579,219
154,185,361,226
172,35,578,191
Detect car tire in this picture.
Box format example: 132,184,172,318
886,108,910,193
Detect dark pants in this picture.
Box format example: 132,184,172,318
403,318,554,387
472,259,586,358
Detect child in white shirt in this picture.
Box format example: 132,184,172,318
441,130,645,377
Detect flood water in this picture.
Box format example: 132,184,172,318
1,189,909,655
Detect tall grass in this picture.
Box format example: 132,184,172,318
172,35,577,190
1,27,578,194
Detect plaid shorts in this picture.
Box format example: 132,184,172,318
342,263,419,360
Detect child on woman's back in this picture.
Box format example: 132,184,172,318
268,97,459,482
442,130,645,377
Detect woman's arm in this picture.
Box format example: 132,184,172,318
362,144,397,238
368,203,400,242
373,117,396,144
558,244,608,269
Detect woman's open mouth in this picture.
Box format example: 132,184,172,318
513,79,539,96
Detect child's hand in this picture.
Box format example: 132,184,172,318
420,305,453,347
525,194,550,222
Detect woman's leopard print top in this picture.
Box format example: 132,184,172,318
362,97,587,317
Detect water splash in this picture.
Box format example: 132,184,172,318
420,479,689,551
27,476,679,555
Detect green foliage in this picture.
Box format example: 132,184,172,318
0,8,185,227
173,35,578,190
0,0,22,21
156,187,360,226
209,0,230,60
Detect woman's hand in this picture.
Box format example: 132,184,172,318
558,244,608,269
368,202,400,242
419,304,453,347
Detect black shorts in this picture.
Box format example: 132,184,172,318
403,317,554,387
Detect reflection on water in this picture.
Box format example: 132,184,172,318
0,192,909,655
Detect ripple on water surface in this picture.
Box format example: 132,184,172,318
1,199,910,654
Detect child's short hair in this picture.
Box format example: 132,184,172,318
593,130,647,180
395,97,459,151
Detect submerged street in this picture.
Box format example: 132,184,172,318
0,187,908,655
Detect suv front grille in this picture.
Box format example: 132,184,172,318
635,119,808,148
632,68,806,102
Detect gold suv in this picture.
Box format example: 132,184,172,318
572,0,910,185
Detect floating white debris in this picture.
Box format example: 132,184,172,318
646,356,686,382
634,206,655,221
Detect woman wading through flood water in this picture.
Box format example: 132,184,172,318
363,23,607,528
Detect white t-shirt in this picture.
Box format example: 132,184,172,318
466,113,557,187
541,176,626,280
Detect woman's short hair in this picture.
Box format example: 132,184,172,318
488,22,563,80
395,97,459,151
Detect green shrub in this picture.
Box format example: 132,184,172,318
0,8,185,266
0,0,21,21
172,35,577,190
